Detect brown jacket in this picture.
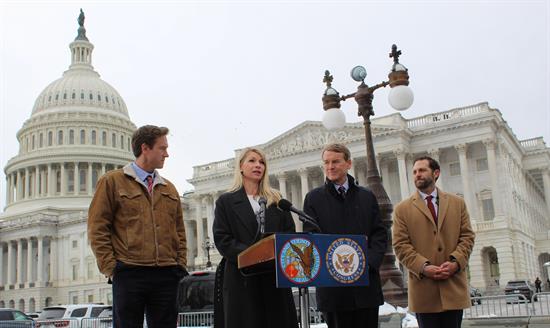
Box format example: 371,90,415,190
88,163,187,276
392,188,475,313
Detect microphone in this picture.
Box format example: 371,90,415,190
258,197,267,235
277,199,322,233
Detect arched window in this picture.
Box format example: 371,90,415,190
48,131,53,146
120,135,124,149
91,130,97,145
68,168,74,192
102,132,107,146
57,130,64,145
32,135,35,149
80,168,86,192
80,129,85,144
69,130,75,144
39,133,43,148
56,170,61,193
112,133,116,147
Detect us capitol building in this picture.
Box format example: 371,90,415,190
1,13,550,313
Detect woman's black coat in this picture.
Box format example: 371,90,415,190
212,187,298,328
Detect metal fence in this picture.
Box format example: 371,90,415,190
464,292,550,318
0,321,35,328
177,312,214,327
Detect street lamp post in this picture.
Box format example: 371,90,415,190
204,236,213,268
320,44,413,307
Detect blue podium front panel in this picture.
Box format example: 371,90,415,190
275,233,369,288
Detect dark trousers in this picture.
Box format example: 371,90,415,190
416,310,463,328
112,263,184,328
323,307,379,328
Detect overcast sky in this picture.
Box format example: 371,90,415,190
1,0,549,212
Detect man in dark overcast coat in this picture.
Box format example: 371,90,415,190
303,143,387,328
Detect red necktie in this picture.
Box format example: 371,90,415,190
426,195,438,225
146,175,153,194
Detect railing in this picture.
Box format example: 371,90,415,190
465,293,550,318
407,102,489,129
35,318,80,327
0,321,35,328
177,311,214,327
520,137,547,150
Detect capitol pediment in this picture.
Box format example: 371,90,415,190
247,120,398,159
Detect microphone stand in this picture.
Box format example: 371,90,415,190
299,286,311,328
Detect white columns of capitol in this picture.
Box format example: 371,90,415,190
297,168,309,232
27,239,33,286
16,240,23,286
428,148,444,190
394,148,410,201
74,162,79,195
60,164,66,196
483,139,502,217
5,175,10,205
47,164,53,197
277,173,288,199
50,237,58,283
24,168,30,199
35,166,40,197
203,196,214,244
455,144,476,218
7,241,14,286
16,170,22,201
37,237,44,284
195,197,205,260
87,163,93,195
542,168,550,215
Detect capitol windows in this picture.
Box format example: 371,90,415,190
105,95,109,103
92,169,99,190
80,169,86,192
91,130,97,145
32,135,35,150
81,92,84,99
80,129,85,144
72,92,75,99
89,93,93,100
57,130,64,145
97,94,101,101
72,240,78,248
48,132,53,146
127,137,131,151
120,135,124,149
112,133,116,148
68,168,74,192
55,94,59,100
71,263,79,281
39,133,43,148
63,93,67,100
56,171,61,193
449,162,461,176
69,130,75,144
87,261,95,279
102,131,107,146
476,158,488,171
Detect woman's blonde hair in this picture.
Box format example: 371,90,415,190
230,147,281,206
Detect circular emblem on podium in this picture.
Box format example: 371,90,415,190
279,238,321,284
326,238,366,284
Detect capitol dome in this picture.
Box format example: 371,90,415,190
31,67,129,118
2,10,136,215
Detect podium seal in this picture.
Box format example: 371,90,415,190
279,237,321,284
326,238,366,283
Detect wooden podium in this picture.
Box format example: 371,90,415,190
237,234,275,275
